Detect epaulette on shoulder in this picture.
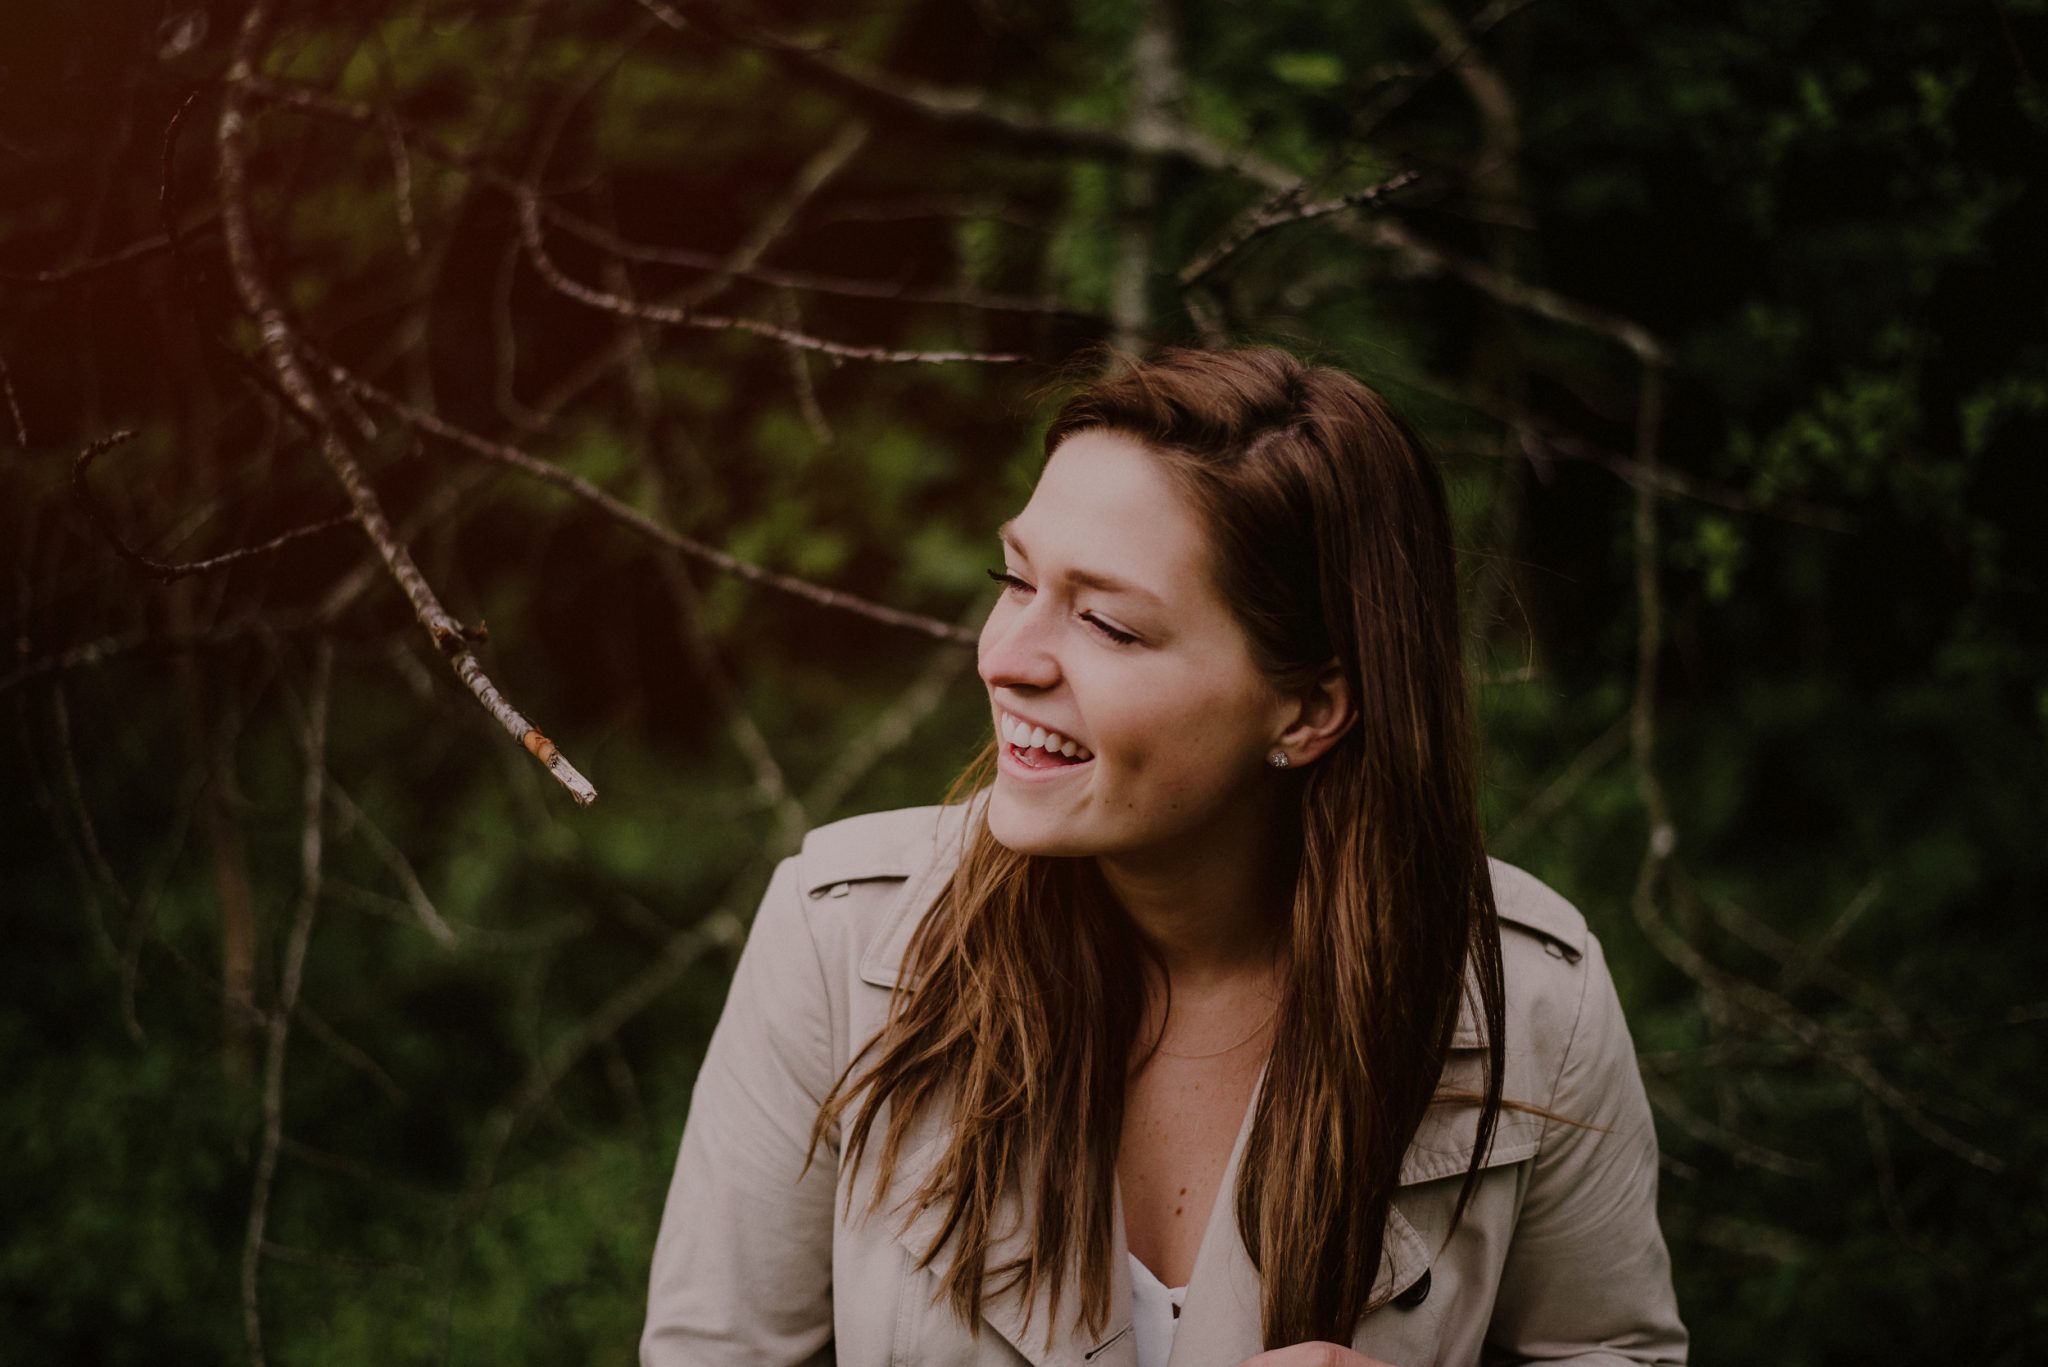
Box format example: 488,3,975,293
1485,856,1589,963
798,801,977,901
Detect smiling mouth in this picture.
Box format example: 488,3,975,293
1006,741,1092,770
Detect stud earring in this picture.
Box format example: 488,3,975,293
1268,751,1290,768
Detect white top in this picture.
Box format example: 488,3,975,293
1128,1252,1188,1367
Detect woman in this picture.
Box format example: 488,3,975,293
642,345,1688,1367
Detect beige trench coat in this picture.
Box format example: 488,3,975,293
642,799,1688,1367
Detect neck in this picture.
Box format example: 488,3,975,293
1092,800,1296,994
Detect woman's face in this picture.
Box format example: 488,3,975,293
978,429,1295,862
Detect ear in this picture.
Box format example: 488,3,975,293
1272,659,1355,768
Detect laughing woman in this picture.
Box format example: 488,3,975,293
641,345,1688,1367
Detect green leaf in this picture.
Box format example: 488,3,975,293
1269,51,1345,91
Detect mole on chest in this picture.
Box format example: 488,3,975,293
1118,1064,1262,1285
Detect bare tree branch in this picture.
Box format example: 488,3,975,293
316,360,978,644
324,772,458,947
515,184,1032,365
0,226,209,286
0,352,26,446
1642,1075,1821,1178
216,3,596,805
71,429,360,583
800,595,990,820
1177,168,1422,290
609,254,811,854
1353,0,1544,139
1491,711,1630,857
550,210,1081,317
1623,360,2004,1176
689,0,1668,359
240,638,330,1367
294,999,408,1106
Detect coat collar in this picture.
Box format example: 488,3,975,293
831,802,1557,1367
846,802,1584,1050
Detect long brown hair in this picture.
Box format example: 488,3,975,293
807,343,1583,1352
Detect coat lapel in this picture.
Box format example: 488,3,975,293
880,1101,1138,1367
1157,1059,1433,1367
860,846,1135,1367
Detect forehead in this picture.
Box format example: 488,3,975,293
1009,431,1218,593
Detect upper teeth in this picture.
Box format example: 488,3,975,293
1002,713,1092,760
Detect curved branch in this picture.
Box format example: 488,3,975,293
514,185,1031,365
71,428,358,582
313,357,978,646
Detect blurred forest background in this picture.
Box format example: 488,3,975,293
3,0,2043,1362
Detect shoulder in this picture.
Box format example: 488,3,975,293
787,796,985,993
794,800,977,897
1459,856,1600,1069
1476,857,1649,1131
1485,855,1590,965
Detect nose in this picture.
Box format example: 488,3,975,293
976,593,1061,694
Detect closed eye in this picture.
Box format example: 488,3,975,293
985,568,1140,646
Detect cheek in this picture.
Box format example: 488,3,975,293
1098,689,1249,774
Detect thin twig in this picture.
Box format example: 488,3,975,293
259,1239,427,1282
0,352,26,446
0,223,217,285
549,210,1079,316
1622,360,2004,1176
295,1001,408,1106
439,907,749,1352
1491,712,1630,857
801,595,988,819
615,259,809,854
240,639,330,1367
1177,168,1422,289
1642,1076,1821,1178
71,429,359,582
515,185,1031,365
1687,874,1911,1042
1353,0,1545,139
42,686,125,971
323,772,458,947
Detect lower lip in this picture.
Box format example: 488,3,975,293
999,740,1095,781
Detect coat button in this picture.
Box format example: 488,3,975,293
1392,1267,1430,1308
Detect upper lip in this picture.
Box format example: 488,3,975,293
998,706,1086,747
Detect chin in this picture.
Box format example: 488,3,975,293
987,792,1097,858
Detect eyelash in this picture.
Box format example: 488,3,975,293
985,568,1140,646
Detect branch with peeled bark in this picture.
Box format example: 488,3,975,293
214,3,595,806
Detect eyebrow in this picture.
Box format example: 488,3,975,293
998,520,1166,608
